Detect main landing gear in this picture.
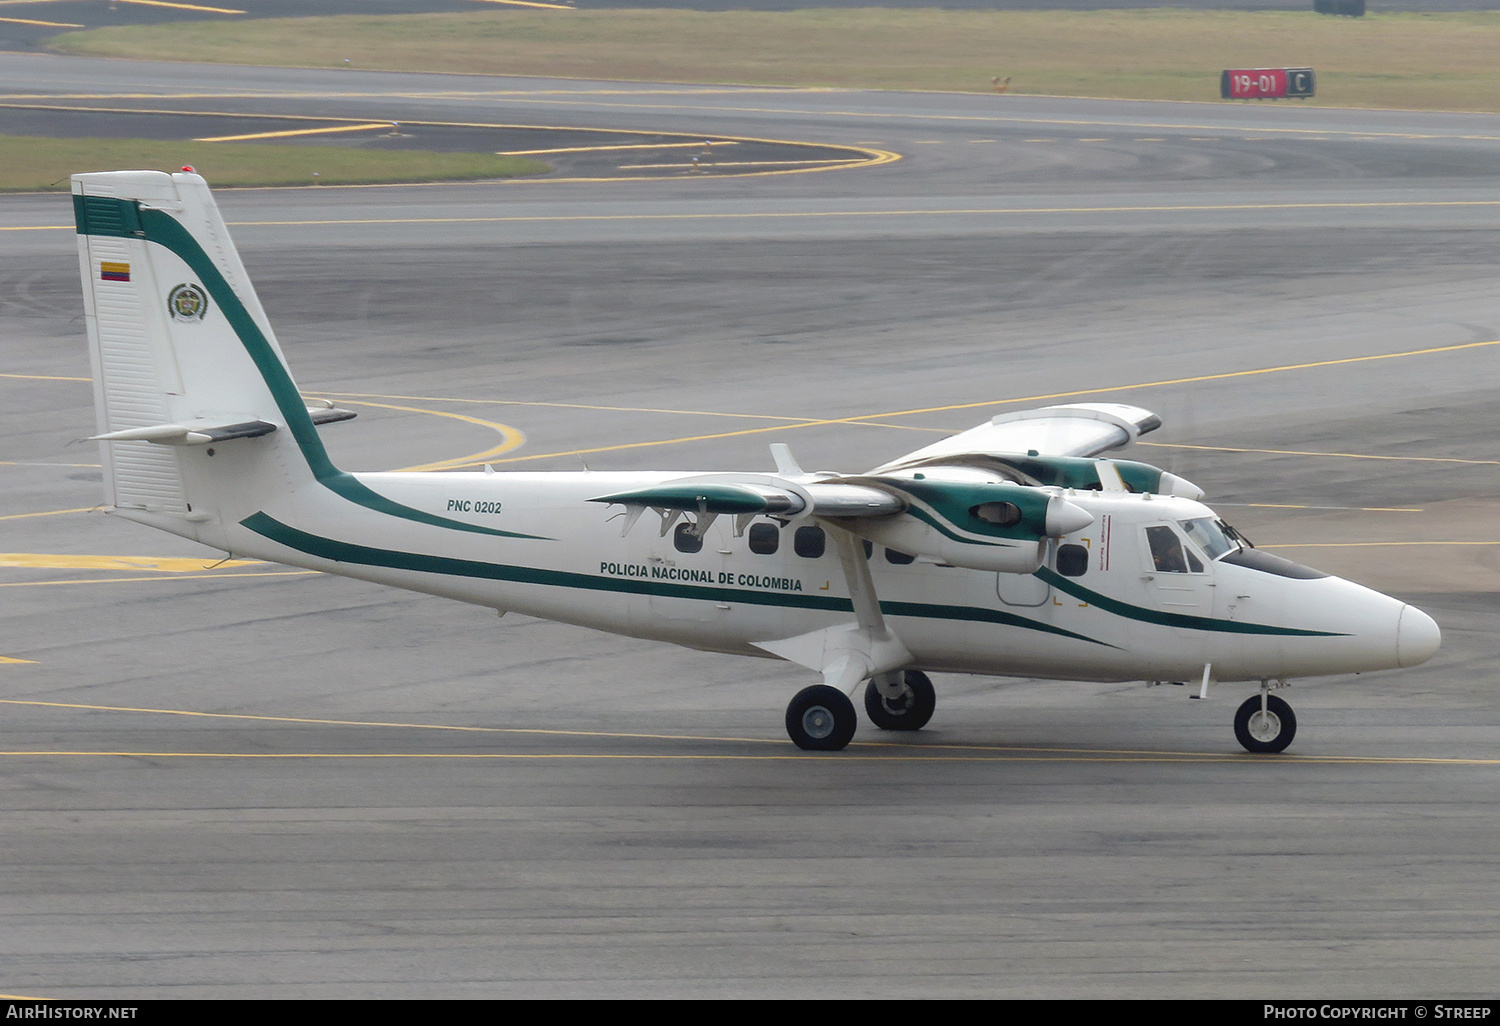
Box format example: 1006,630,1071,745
785,670,936,751
785,685,858,751
864,670,936,732
1234,691,1297,754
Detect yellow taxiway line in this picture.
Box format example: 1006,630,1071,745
194,122,393,143
466,0,575,8
321,390,826,423
333,399,527,472
0,507,95,520
0,553,263,572
0,372,88,381
617,158,864,169
0,570,313,588
500,140,737,155
0,0,244,10
92,0,244,13
0,16,81,26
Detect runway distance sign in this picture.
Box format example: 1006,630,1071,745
1221,68,1316,100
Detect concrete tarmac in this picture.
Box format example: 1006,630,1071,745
1,55,1498,998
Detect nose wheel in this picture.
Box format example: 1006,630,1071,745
1234,693,1297,753
786,684,858,751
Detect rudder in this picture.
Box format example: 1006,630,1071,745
73,169,339,544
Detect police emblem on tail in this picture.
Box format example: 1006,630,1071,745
168,282,208,320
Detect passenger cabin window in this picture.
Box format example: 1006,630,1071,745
862,539,874,559
748,523,779,555
794,525,826,558
1146,525,1202,573
673,522,704,554
1057,543,1089,577
885,548,916,565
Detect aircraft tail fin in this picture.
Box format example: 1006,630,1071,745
73,170,343,545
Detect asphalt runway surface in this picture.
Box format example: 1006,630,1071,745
2,54,1500,998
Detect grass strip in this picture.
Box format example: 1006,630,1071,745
0,134,549,191
48,10,1500,112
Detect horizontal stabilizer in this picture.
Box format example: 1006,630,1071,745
308,406,357,426
88,418,277,446
86,406,352,446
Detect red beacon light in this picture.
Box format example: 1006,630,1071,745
181,165,195,173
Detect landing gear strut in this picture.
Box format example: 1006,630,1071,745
786,684,858,751
1234,692,1297,753
864,670,936,731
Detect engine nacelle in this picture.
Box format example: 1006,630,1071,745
834,479,1094,574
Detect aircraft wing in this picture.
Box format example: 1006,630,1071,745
587,403,1173,535
868,402,1161,473
588,477,904,526
587,402,1187,573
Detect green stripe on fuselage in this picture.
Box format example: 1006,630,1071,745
241,512,1112,646
1035,567,1344,637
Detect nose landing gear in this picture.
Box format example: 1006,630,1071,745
1234,691,1297,753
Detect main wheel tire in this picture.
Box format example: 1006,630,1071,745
864,670,936,731
1234,694,1297,754
786,684,857,751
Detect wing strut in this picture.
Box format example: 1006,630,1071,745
752,525,912,693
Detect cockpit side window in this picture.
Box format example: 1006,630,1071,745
1146,525,1202,573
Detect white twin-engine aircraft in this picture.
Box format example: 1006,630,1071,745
72,170,1441,753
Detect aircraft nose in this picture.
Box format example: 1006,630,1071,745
1397,604,1441,668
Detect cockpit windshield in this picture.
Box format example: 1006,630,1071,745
1180,517,1237,561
